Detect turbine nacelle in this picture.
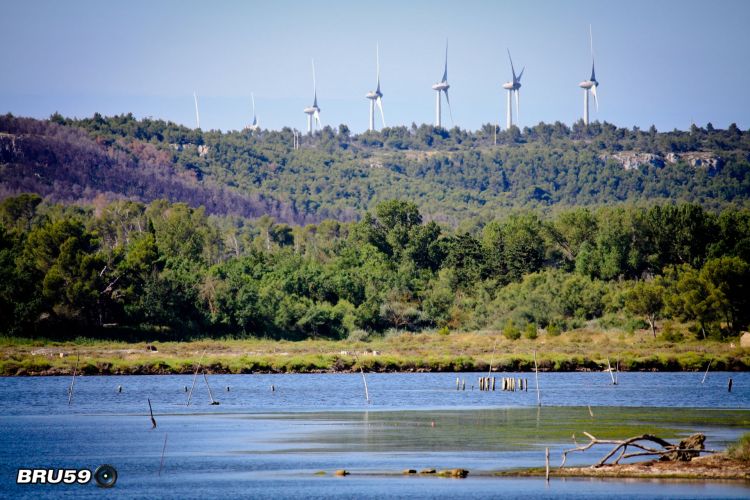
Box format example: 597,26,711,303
579,80,595,89
432,82,450,91
365,90,382,100
502,81,520,91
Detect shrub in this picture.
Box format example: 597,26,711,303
524,323,538,339
503,320,521,340
547,324,562,337
728,433,750,462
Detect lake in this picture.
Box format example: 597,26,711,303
0,372,748,498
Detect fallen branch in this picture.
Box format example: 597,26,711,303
561,432,716,468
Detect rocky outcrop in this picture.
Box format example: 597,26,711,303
602,151,724,173
600,152,664,170
665,152,724,173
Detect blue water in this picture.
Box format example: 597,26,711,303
0,372,748,499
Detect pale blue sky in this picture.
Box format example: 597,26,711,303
1,0,748,133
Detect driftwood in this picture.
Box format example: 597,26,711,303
560,432,715,468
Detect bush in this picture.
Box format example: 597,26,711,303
503,320,521,340
659,321,684,342
437,326,450,336
547,323,562,337
524,323,538,339
728,433,750,462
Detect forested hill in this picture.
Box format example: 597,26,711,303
1,113,749,224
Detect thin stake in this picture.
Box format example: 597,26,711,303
545,447,550,481
148,398,157,428
606,357,616,385
360,366,370,403
158,433,168,476
701,359,712,384
203,372,218,405
588,405,594,417
615,357,620,385
533,350,541,406
488,341,497,378
67,352,79,406
186,351,205,406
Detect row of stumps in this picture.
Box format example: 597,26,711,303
456,376,530,391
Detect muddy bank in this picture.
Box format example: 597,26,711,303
497,453,750,480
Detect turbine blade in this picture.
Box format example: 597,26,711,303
591,85,599,111
515,90,520,126
444,39,449,81
444,89,453,124
517,67,524,82
193,91,200,129
376,96,385,127
251,92,256,120
314,110,322,128
312,59,317,102
507,49,516,81
376,43,380,86
591,60,596,83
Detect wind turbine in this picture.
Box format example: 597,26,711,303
193,91,200,129
502,50,524,129
578,25,599,125
247,92,259,131
365,43,385,131
431,40,452,128
303,60,322,134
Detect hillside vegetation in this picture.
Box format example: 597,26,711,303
1,114,749,353
1,113,749,225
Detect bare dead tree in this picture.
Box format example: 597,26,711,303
560,432,716,468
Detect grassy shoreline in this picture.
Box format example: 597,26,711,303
2,329,748,376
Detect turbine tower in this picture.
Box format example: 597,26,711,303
578,25,599,125
193,91,200,129
303,60,322,134
247,92,259,131
365,44,385,131
431,40,452,128
502,49,524,129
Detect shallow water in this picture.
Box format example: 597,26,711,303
0,372,748,498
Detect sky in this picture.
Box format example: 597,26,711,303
1,0,749,133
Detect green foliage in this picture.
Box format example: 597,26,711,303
0,194,749,342
503,320,521,340
728,433,750,462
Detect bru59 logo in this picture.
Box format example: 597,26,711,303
17,465,118,488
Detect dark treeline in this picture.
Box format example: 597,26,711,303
1,113,749,226
1,195,748,341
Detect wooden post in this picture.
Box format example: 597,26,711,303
462,379,466,391
728,378,733,392
361,366,370,403
492,377,496,391
117,385,122,393
148,398,157,428
67,352,79,406
525,379,528,392
545,447,550,481
606,357,616,385
701,360,712,384
488,341,497,379
158,433,168,476
203,372,219,405
456,377,460,390
186,351,205,406
534,350,541,406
